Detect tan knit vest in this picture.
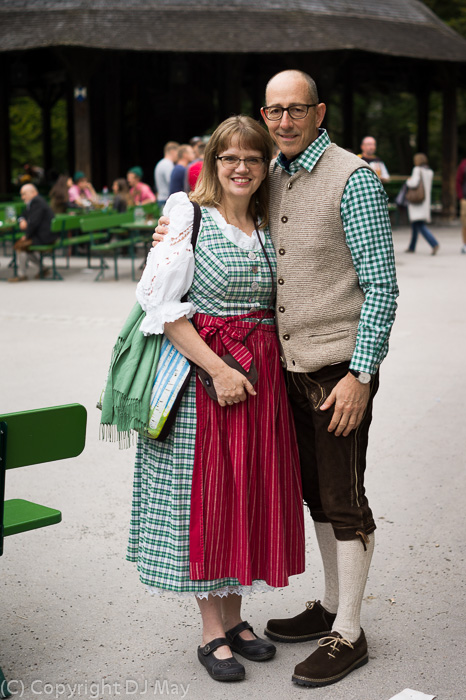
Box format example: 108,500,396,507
269,144,371,373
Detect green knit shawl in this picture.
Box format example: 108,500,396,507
99,302,161,448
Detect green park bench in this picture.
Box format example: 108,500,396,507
0,404,87,699
80,211,147,281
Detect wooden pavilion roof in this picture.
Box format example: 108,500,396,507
2,0,466,62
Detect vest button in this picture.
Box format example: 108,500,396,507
251,266,258,273
283,333,290,341
278,306,285,313
278,248,285,255
287,182,292,190
281,216,288,223
278,278,284,285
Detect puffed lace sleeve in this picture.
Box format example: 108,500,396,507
136,192,196,335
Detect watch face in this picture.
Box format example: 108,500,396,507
359,372,371,384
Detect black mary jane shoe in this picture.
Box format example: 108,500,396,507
197,637,245,682
226,621,277,661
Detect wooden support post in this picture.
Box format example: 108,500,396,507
342,68,354,150
73,82,92,180
105,55,121,186
0,58,11,194
42,97,52,177
441,74,457,220
416,85,430,156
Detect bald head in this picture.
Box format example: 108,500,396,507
265,70,319,105
20,183,38,204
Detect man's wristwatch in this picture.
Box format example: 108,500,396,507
349,369,371,384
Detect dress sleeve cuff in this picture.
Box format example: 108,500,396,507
139,300,196,336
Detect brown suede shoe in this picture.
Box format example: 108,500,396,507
264,600,336,643
292,629,368,687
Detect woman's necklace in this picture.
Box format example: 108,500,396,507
217,205,254,236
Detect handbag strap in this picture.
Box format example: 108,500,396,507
181,200,202,304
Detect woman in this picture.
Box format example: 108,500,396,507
49,174,70,214
68,171,98,208
111,178,130,212
128,116,305,682
406,153,439,255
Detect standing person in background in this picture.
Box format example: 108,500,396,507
405,153,439,255
68,172,98,208
358,136,390,182
49,174,70,213
9,184,56,282
456,157,466,254
154,142,179,207
169,144,195,196
188,141,206,191
112,179,130,213
127,167,156,206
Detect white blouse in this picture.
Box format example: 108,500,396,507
136,193,265,336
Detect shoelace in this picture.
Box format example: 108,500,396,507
318,635,354,659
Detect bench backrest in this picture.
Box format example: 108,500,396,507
0,404,87,554
79,211,133,233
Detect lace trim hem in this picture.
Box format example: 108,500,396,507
144,580,276,600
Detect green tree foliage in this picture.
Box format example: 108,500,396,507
10,95,68,184
422,0,466,39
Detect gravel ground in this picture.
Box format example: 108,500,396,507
1,223,465,700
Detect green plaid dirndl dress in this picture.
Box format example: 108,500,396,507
126,207,280,595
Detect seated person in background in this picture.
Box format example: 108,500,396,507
9,184,57,283
68,171,98,208
154,141,179,207
49,174,70,214
127,167,156,205
168,144,194,196
112,178,130,212
358,136,390,182
187,140,206,191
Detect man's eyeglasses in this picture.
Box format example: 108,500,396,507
262,104,317,121
216,156,267,169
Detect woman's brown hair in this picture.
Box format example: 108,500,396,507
190,115,273,229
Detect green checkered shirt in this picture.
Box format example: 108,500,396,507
275,129,398,374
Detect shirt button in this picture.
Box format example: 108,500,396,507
283,333,290,341
278,306,285,313
248,252,257,260
278,248,285,255
278,278,284,285
281,216,288,223
251,281,259,291
251,266,258,273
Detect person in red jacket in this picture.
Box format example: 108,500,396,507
456,158,466,254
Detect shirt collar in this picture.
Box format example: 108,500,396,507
274,128,331,175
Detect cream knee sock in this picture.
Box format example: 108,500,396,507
333,533,375,643
314,521,339,615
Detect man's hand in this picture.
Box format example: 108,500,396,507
152,215,170,247
19,219,27,231
320,372,370,437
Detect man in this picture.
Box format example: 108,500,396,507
154,70,398,688
9,184,56,282
168,144,195,196
127,166,156,206
358,135,390,182
456,157,466,254
154,141,179,207
258,70,398,688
